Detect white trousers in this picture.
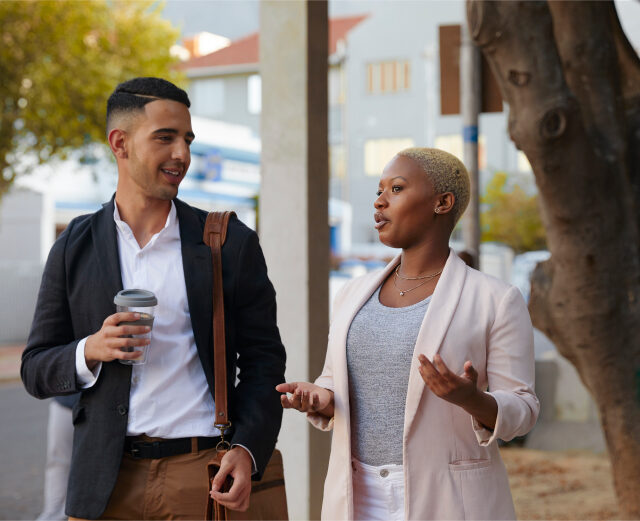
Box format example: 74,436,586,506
352,458,405,521
37,400,73,521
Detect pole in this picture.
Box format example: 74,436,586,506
460,21,481,269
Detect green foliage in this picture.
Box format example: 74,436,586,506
0,0,185,199
481,171,547,253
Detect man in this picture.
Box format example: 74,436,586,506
21,77,286,520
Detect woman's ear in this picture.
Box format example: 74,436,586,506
108,128,128,159
435,192,455,214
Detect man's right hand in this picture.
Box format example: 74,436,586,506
276,382,334,418
84,312,150,370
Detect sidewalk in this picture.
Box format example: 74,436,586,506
0,344,24,382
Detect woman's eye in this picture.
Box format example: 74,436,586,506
376,190,382,196
392,185,402,192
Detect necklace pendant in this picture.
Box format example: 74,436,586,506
400,291,405,296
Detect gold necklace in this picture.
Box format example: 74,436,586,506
394,265,443,280
393,268,442,296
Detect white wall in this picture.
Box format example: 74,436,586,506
0,188,51,343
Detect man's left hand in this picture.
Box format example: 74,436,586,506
210,446,253,512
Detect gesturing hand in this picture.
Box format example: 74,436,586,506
418,353,498,429
84,312,151,369
275,382,334,418
417,353,479,408
210,446,253,512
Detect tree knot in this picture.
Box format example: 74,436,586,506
540,107,568,140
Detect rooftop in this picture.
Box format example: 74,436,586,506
181,14,368,70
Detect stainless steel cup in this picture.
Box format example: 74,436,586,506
114,289,158,365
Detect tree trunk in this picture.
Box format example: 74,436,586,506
467,1,640,517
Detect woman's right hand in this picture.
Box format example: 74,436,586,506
275,382,334,418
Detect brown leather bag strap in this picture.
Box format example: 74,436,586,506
203,211,236,443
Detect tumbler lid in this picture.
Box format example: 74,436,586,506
114,289,157,307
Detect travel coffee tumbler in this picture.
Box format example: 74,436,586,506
114,289,157,365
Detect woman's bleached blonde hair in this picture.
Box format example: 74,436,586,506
396,147,470,224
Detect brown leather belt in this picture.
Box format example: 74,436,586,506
124,436,222,459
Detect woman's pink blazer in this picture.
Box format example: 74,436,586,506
308,250,540,520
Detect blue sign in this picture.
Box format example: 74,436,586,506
463,125,478,144
204,148,223,181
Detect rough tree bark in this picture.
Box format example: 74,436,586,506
466,1,640,517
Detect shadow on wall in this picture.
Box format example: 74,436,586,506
526,329,606,453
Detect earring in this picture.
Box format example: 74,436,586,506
435,208,440,214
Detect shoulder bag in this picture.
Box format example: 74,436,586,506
203,211,289,521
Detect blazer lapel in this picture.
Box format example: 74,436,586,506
403,249,467,432
331,255,400,355
329,256,401,420
91,197,123,313
175,199,215,394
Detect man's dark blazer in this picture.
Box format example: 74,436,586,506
21,197,286,519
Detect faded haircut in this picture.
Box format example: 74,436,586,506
106,77,190,135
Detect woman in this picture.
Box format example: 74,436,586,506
277,148,539,520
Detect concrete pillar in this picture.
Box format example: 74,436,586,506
460,21,481,268
259,2,330,519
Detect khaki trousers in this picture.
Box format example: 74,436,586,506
70,440,217,520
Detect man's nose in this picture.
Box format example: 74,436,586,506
172,141,189,161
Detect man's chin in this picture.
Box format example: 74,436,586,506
155,187,179,201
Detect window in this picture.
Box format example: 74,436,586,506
366,60,411,95
434,134,487,171
364,138,414,176
330,145,346,179
191,78,224,117
329,67,345,106
247,74,261,115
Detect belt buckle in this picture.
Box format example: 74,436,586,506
129,440,161,459
129,440,143,459
129,441,148,459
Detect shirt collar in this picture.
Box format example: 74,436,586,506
113,200,178,239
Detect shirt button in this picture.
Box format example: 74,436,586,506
380,469,389,478
117,404,128,416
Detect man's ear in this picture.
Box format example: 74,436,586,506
108,128,128,159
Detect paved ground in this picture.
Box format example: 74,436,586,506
0,380,47,520
0,344,47,520
0,345,23,385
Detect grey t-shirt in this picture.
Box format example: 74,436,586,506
346,286,431,466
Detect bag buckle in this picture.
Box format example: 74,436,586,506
214,421,232,452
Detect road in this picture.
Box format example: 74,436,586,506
0,381,47,520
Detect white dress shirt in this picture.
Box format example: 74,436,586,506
75,202,254,468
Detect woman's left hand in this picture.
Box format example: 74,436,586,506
417,353,479,408
419,353,498,429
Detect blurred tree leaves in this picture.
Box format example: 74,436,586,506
481,172,547,253
0,0,185,201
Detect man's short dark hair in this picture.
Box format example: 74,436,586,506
106,77,190,133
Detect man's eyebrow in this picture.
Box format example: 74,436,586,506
152,128,196,140
152,128,178,135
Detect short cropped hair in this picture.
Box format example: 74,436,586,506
106,77,190,134
397,147,470,224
